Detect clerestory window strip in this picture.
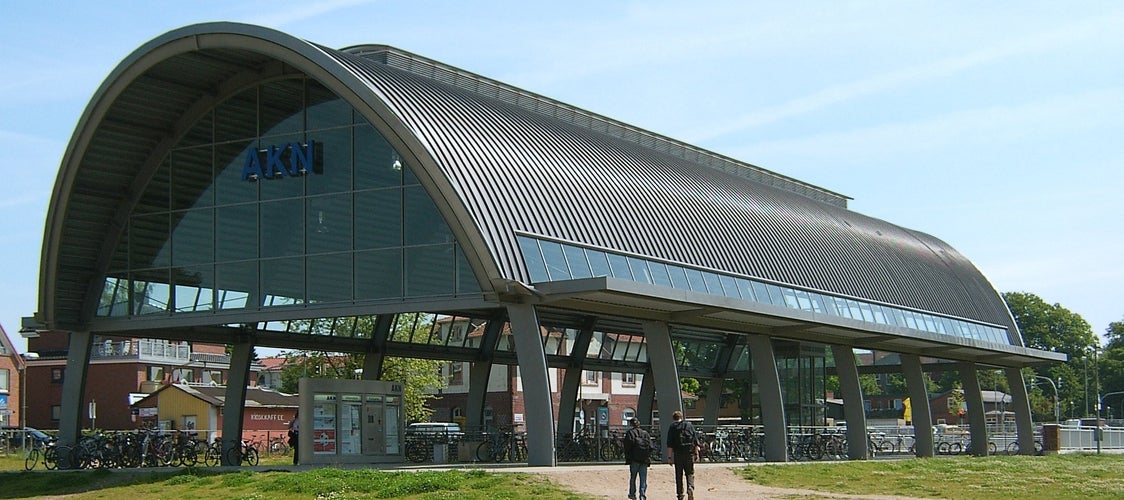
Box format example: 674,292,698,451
516,235,1010,346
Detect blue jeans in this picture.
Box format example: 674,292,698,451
629,462,648,500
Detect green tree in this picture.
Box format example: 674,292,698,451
1003,292,1098,419
1098,320,1124,415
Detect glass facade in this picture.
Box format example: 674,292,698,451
518,236,1010,345
97,78,481,318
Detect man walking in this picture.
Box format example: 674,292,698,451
666,410,699,500
623,417,652,500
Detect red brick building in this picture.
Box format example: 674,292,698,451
22,330,260,431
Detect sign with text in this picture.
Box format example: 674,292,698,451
241,140,320,181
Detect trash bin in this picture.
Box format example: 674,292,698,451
433,443,447,464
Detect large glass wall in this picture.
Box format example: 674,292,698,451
97,77,480,318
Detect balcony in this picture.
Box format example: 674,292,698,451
92,338,192,364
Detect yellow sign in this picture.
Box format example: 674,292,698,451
903,397,912,423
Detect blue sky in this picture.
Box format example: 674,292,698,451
2,1,1122,354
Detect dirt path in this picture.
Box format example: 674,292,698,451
532,462,924,500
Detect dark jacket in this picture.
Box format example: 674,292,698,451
623,426,653,465
666,420,698,453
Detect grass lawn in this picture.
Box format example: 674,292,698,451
2,451,1123,499
738,453,1124,499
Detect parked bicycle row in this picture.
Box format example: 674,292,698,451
21,429,292,471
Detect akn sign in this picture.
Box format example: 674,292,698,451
241,141,319,181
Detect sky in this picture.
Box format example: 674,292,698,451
1,1,1122,355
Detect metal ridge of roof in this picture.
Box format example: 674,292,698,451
340,44,851,209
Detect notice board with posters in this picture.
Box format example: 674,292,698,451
298,378,404,465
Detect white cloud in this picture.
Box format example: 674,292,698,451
728,87,1124,165
248,0,381,29
684,10,1124,142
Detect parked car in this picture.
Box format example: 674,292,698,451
406,422,464,442
1,426,52,449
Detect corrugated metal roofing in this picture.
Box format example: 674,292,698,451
40,22,1018,340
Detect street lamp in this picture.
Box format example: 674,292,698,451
1033,375,1060,424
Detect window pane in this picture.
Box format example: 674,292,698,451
540,241,571,281
405,244,454,297
171,209,214,267
307,194,352,254
216,261,256,309
794,290,812,311
260,198,305,258
261,256,304,304
404,186,452,245
586,249,611,277
751,282,771,305
668,266,691,291
719,275,741,299
355,125,403,189
216,204,258,262
214,140,258,206
307,80,351,130
308,126,352,196
518,237,548,283
563,245,592,279
766,284,787,306
131,213,170,269
308,253,353,303
702,272,723,294
736,279,756,301
171,147,213,210
607,254,632,279
260,79,304,138
259,133,306,201
355,188,402,250
356,248,402,299
684,269,707,292
173,265,214,312
215,87,257,143
455,246,480,294
627,257,652,283
649,262,673,287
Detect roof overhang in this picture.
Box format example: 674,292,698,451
527,277,1065,368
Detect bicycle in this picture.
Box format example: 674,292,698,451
225,439,260,466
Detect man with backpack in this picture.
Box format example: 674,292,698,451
622,417,652,500
665,410,699,500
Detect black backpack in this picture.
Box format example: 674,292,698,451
674,421,697,452
627,428,653,462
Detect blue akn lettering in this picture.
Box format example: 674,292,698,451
241,141,318,181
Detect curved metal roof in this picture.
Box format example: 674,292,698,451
39,22,1019,343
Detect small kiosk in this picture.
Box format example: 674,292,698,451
298,378,405,464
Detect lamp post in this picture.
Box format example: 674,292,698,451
1033,376,1060,424
1093,346,1101,454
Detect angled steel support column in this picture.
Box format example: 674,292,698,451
959,361,989,456
557,318,596,436
830,345,869,460
1006,367,1035,455
901,354,934,457
704,335,739,426
362,314,394,380
749,335,788,462
58,331,92,453
641,320,683,458
507,303,555,466
637,365,655,426
466,315,505,431
222,338,255,465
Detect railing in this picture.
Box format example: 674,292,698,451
91,338,193,363
1059,425,1124,451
